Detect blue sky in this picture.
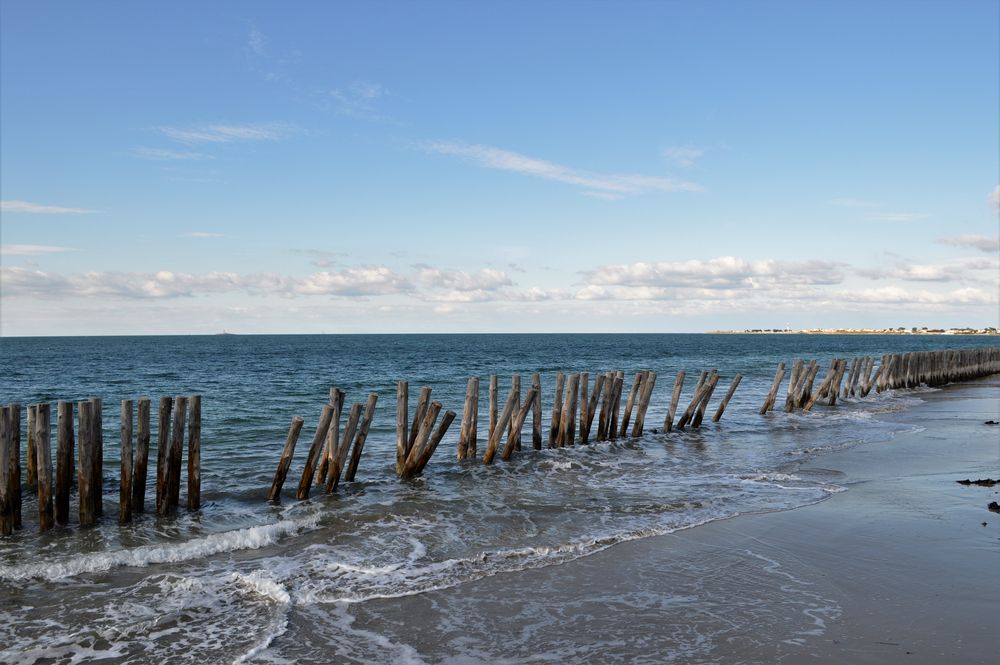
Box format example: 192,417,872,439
1,1,998,335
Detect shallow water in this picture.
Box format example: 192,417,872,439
0,333,996,663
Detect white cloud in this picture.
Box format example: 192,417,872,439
859,257,999,282
1,200,98,214
935,234,1000,253
584,257,843,289
866,212,929,222
989,185,1000,211
663,146,704,168
0,244,74,256
413,267,512,291
247,26,266,56
133,147,212,161
427,141,703,198
158,122,296,144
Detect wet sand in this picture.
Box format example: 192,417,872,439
341,378,1000,663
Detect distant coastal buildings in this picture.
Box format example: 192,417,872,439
709,327,999,335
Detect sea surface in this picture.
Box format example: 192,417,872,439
0,333,997,663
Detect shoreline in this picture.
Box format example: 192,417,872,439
338,377,1000,663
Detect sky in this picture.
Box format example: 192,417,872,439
1,0,998,336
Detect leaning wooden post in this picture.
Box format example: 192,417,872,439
581,373,604,444
295,403,335,500
154,396,173,514
501,388,538,461
578,373,590,443
55,400,74,525
166,396,188,509
411,410,457,476
408,386,432,461
619,372,645,438
631,371,657,436
676,378,712,430
549,372,565,447
9,404,22,530
319,388,344,486
89,397,103,517
328,403,363,491
132,399,150,514
827,359,847,406
784,360,804,412
187,395,201,511
798,361,821,407
531,373,543,449
34,403,54,530
0,407,12,536
664,371,685,432
692,371,720,428
563,373,580,446
402,401,441,475
119,400,133,524
488,375,498,441
345,393,378,482
597,371,613,440
608,372,624,439
712,374,742,422
26,404,37,492
457,377,479,460
266,416,304,502
507,375,522,451
396,381,409,472
484,390,518,464
803,364,836,412
759,363,785,415
77,400,96,526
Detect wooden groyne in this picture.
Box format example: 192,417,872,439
0,395,202,536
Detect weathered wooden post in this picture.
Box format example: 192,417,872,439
132,399,150,514
89,397,103,517
508,375,522,451
119,400,133,524
578,372,589,443
676,377,712,430
403,401,441,475
582,373,604,444
318,388,344,486
56,400,74,525
34,403,54,530
664,371,685,432
78,400,96,526
712,374,742,422
797,361,820,408
295,403,335,500
154,397,172,514
408,387,432,460
484,390,517,464
784,360,804,412
9,404,22,530
608,371,624,439
26,404,37,492
488,375,498,441
410,410,457,476
457,377,479,460
564,373,580,446
396,381,409,472
502,387,539,461
549,372,565,447
328,403,363,491
692,371,719,428
267,416,304,502
0,406,13,536
597,371,613,440
759,363,785,415
619,371,645,438
166,396,188,509
631,371,657,436
345,393,378,482
187,395,201,511
828,359,847,406
531,373,543,449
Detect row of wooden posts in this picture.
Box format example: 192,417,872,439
0,396,202,536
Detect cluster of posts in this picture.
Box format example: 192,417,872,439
0,395,202,536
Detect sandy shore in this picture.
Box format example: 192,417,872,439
344,378,1000,664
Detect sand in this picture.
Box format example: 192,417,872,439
344,378,1000,663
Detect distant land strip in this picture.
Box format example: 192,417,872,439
707,327,999,335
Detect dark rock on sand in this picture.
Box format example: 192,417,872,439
988,502,1000,514
956,479,998,486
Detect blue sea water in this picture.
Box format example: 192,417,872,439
0,333,997,663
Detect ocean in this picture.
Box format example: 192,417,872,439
1,333,997,663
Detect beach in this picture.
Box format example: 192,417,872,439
332,378,1000,664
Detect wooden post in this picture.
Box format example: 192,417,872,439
408,387,432,460
34,403,54,530
132,399,150,514
187,395,201,511
0,407,12,536
26,404,37,492
396,381,409,472
578,373,589,442
759,363,785,415
56,400,74,525
619,372,645,438
803,364,836,412
502,388,538,461
119,400,133,524
267,416,304,502
9,404,21,530
345,393,378,482
549,372,565,447
608,372,624,439
692,371,719,428
564,373,580,446
784,360,804,411
508,375,522,451
676,377,713,430
597,371,613,440
631,371,657,436
77,400,96,526
798,361,820,407
402,401,441,476
166,396,187,509
319,389,344,486
828,359,847,406
664,371,685,432
410,410,457,476
488,375,498,441
712,374,742,422
483,390,517,465
154,397,172,514
295,403,335,500
457,377,479,460
328,403,363,491
89,397,103,517
582,372,604,444
531,373,543,449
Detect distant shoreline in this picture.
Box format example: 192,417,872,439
707,328,998,336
